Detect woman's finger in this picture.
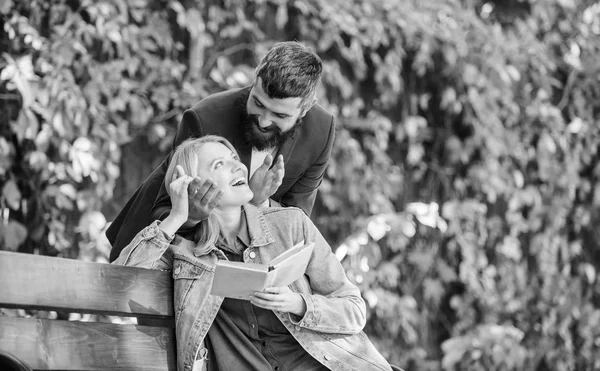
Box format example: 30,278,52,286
172,175,193,193
176,165,186,178
263,286,288,294
182,176,194,188
252,291,280,301
250,297,284,310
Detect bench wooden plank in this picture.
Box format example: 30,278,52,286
0,316,176,371
0,251,173,318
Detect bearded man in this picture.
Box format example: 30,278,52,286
107,41,335,261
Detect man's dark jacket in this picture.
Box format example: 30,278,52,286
106,86,336,262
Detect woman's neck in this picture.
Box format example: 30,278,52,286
218,206,243,245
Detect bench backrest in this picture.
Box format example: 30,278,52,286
0,251,176,371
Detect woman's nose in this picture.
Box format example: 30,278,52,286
230,160,244,173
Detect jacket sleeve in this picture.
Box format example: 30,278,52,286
279,115,335,216
151,109,206,223
289,212,366,335
112,221,173,271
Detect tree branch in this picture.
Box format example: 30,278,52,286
0,93,21,100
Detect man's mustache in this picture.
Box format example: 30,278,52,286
248,115,282,135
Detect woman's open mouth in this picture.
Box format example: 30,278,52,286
230,177,247,187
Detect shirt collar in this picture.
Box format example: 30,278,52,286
237,204,274,248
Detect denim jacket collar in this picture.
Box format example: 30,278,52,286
239,204,275,248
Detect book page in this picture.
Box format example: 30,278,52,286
264,242,314,288
268,240,305,268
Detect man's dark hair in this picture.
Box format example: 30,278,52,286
254,41,323,110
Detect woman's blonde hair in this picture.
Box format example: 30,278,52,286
164,135,240,250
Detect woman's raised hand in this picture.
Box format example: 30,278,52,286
158,165,194,238
169,165,194,222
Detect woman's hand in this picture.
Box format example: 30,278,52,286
160,165,194,237
250,286,307,317
184,176,222,227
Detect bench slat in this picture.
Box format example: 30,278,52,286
0,251,174,318
0,316,176,371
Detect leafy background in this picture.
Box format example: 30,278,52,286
2,0,600,369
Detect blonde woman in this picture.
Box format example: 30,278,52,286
114,136,392,371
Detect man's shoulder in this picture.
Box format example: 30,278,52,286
303,103,334,127
294,103,335,151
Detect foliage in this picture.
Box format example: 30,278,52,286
2,0,600,370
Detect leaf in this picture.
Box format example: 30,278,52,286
0,220,28,251
367,217,391,241
462,63,479,85
0,0,12,15
437,259,457,282
423,278,444,306
400,220,416,238
11,108,39,143
0,137,14,176
275,4,288,30
77,211,107,239
408,250,435,273
402,116,427,140
2,180,21,210
441,337,470,369
0,62,16,81
52,111,66,136
498,235,522,261
59,184,77,199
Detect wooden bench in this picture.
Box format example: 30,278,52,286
0,251,405,371
0,251,176,371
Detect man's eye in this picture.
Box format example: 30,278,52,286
255,100,264,108
214,160,224,168
276,114,288,119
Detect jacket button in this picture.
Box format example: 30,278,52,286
174,266,181,275
249,251,256,259
324,354,331,361
294,325,301,331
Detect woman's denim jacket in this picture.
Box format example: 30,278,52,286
113,204,391,371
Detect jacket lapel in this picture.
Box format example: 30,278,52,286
242,204,274,247
275,128,299,172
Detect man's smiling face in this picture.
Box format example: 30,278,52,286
243,78,306,150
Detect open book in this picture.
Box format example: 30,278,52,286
210,241,315,300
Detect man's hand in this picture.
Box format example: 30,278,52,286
184,176,223,227
250,286,307,317
249,154,284,206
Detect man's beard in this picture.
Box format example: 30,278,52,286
242,112,302,151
